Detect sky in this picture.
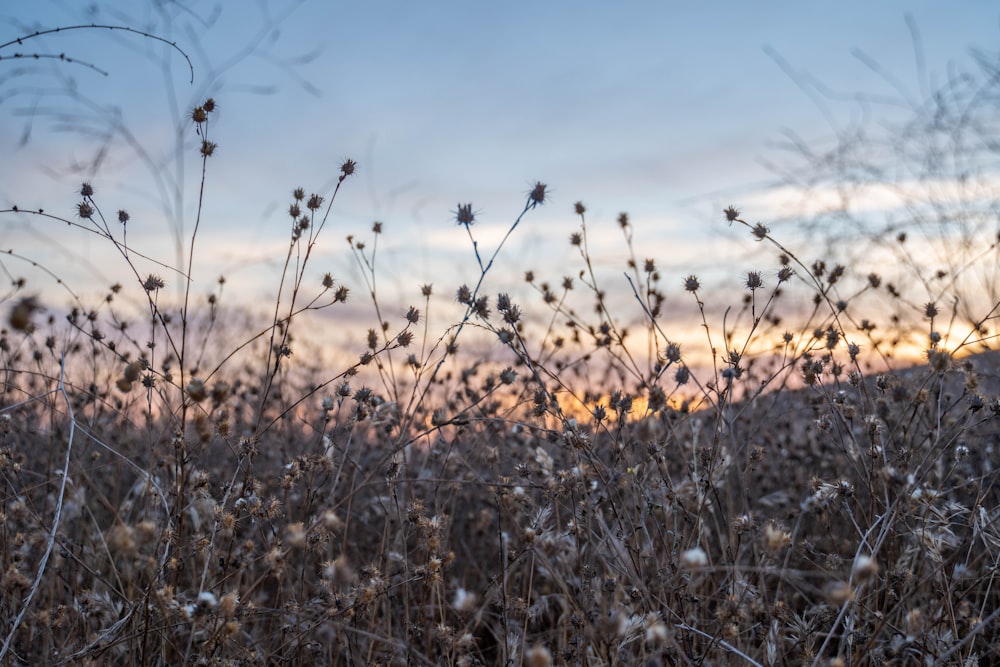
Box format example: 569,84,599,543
1,1,999,364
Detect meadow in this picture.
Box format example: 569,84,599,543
1,22,999,667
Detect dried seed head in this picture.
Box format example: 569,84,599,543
745,271,763,291
680,547,708,568
80,182,94,197
340,159,356,177
186,378,208,402
496,293,511,312
528,181,547,208
200,141,216,157
684,275,700,292
455,203,475,227
751,222,768,240
924,301,938,318
852,554,879,582
9,297,39,332
142,274,165,292
405,306,420,324
307,193,324,211
421,284,433,297
191,106,208,124
723,205,740,223
76,201,94,219
574,201,586,215
456,284,472,305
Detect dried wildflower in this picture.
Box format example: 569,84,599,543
499,367,516,385
573,201,586,215
664,342,681,363
322,273,334,289
724,205,740,223
496,293,511,312
80,182,94,197
142,274,165,292
644,258,655,273
745,271,763,290
924,301,939,318
455,203,475,227
528,181,547,208
76,201,94,219
396,331,413,347
334,286,349,302
684,275,700,292
503,305,521,324
675,365,690,385
456,284,472,305
751,222,769,240
307,193,324,210
405,306,419,324
777,266,793,283
340,158,357,177
186,378,207,402
764,522,791,552
421,284,433,297
927,349,951,373
191,106,207,124
569,232,582,246
200,140,216,157
473,296,490,319
9,297,39,331
680,547,708,568
852,554,879,581
524,645,553,667
524,271,535,283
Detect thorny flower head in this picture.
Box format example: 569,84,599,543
454,203,475,227
76,201,94,219
528,181,547,208
80,182,94,197
142,274,165,292
745,271,763,291
724,205,740,223
684,275,700,292
340,158,357,177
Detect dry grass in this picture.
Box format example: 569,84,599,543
1,24,999,667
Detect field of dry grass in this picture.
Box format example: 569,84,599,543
2,22,1000,667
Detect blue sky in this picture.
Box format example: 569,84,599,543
1,1,998,352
